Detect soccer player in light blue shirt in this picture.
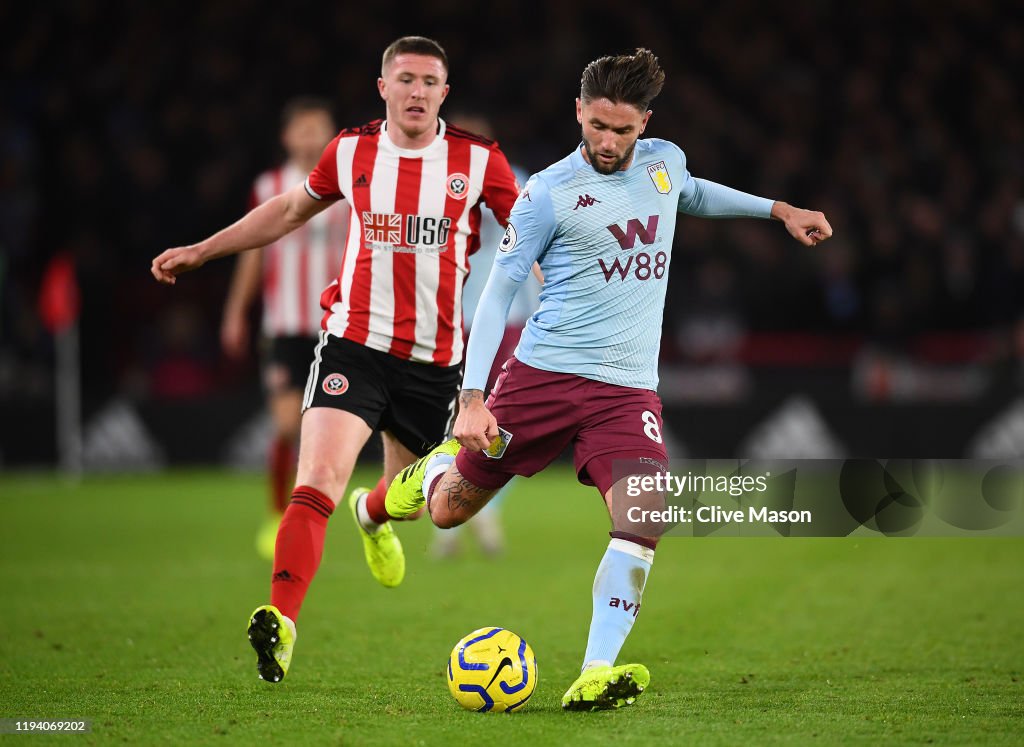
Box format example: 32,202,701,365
385,48,832,711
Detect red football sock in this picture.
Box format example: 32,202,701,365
364,476,393,523
268,436,296,514
271,486,334,621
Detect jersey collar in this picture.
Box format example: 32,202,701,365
380,118,447,158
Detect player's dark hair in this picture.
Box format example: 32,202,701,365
280,96,334,128
580,48,665,111
382,36,449,75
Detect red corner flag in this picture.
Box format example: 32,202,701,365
38,253,81,334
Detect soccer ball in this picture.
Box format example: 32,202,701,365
446,627,538,712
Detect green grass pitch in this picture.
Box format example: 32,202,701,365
1,468,1021,745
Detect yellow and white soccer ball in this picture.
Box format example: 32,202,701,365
447,627,538,712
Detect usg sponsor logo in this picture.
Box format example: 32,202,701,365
363,212,452,250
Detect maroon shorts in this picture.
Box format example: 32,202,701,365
456,358,669,496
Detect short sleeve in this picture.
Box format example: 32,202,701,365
493,175,557,283
479,145,520,226
305,134,344,201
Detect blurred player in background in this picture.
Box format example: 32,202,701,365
151,36,521,683
385,48,832,710
219,98,348,560
431,113,539,559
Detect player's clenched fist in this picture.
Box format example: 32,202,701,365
151,245,207,285
453,390,500,452
770,202,834,247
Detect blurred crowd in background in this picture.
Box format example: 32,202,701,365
2,0,1023,408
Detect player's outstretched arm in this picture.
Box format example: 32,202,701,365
151,183,330,285
677,178,832,247
770,201,833,246
453,389,500,452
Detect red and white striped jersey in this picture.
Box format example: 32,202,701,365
304,118,520,366
251,163,349,337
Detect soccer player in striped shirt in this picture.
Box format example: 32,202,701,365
151,36,521,683
384,49,832,710
219,98,348,561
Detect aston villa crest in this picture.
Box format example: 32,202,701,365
647,161,672,194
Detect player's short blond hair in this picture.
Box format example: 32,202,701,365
382,36,449,76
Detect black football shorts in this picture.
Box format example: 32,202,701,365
302,332,460,456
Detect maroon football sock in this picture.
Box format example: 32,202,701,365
270,486,334,621
268,436,296,514
609,530,659,551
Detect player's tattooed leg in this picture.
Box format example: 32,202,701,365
430,468,496,527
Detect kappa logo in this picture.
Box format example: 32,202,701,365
573,193,601,210
322,373,349,396
638,456,668,472
446,173,469,199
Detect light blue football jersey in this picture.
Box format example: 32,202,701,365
493,138,772,390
